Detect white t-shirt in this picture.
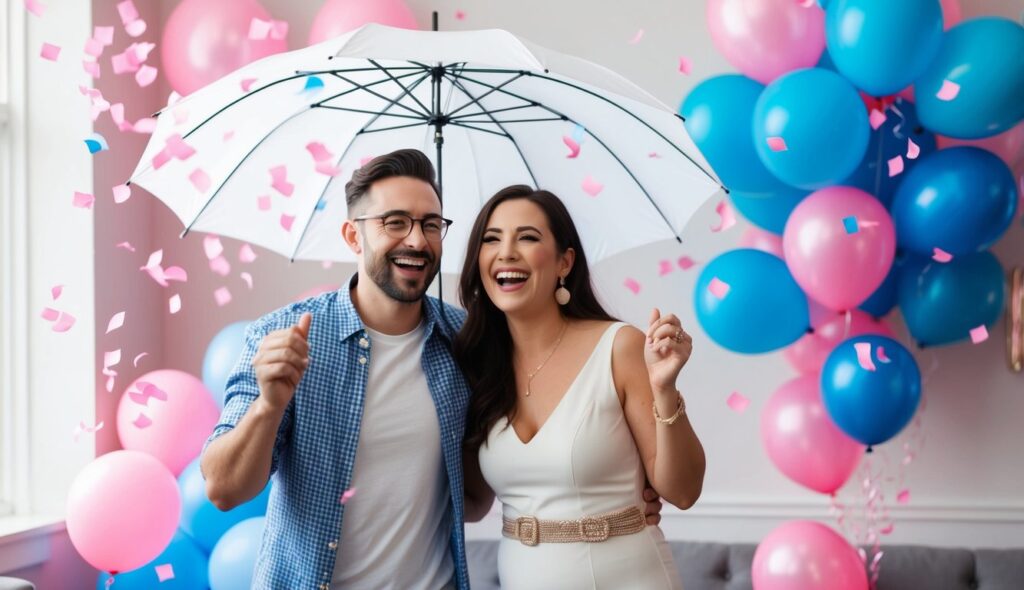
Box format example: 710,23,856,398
331,322,455,590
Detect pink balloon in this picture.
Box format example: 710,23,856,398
785,309,893,374
937,121,1024,169
739,226,785,259
309,0,419,45
783,186,895,311
66,450,181,573
294,283,341,302
761,375,865,494
117,369,221,476
162,0,288,96
940,0,963,30
753,521,868,590
706,0,826,84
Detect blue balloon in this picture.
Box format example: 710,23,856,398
891,147,1017,257
821,335,921,446
729,185,810,235
825,0,943,96
898,250,1005,347
916,17,1024,139
179,457,270,554
858,253,916,318
681,75,785,195
97,531,209,590
753,68,869,189
842,98,937,208
203,321,252,408
695,249,810,354
209,517,265,590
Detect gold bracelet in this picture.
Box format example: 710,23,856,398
653,395,686,425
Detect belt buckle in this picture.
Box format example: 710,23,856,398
515,516,540,546
579,517,610,542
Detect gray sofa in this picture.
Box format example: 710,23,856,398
467,540,1024,590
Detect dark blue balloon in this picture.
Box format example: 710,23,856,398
97,531,209,590
898,250,1005,347
842,98,937,208
695,249,809,354
730,185,810,235
891,147,1017,257
822,335,921,446
753,68,869,189
178,457,270,553
916,17,1024,139
681,75,784,194
825,0,943,96
858,259,900,318
203,321,251,408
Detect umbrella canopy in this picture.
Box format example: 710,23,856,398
129,24,723,273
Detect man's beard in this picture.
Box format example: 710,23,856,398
364,244,439,303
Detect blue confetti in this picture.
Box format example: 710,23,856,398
84,132,109,154
571,123,586,143
315,197,327,211
843,216,859,234
303,75,325,92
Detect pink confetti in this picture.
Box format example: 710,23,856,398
876,346,891,364
280,214,296,232
359,156,375,167
678,56,692,75
563,136,581,158
855,342,877,371
140,250,189,287
648,152,661,158
165,134,196,160
455,10,466,20
907,138,921,159
766,136,788,152
133,352,149,367
316,161,342,177
135,65,157,87
241,78,258,92
658,260,673,276
116,241,136,252
581,175,603,197
128,382,167,406
40,42,61,62
210,255,231,277
340,488,357,504
257,195,272,211
628,29,644,44
72,191,95,209
94,26,114,46
113,183,131,204
623,278,641,294
83,60,101,78
897,489,910,504
214,287,232,307
52,312,76,333
240,271,254,290
40,307,59,322
25,0,46,17
970,325,989,344
936,80,960,101
869,109,887,130
223,130,236,142
189,168,211,193
72,420,104,442
125,19,147,37
708,277,730,299
887,155,905,177
104,350,121,370
169,294,181,314
51,285,63,300
710,200,736,233
203,235,224,260
172,106,189,126
239,243,257,263
249,18,274,40
932,247,953,263
133,413,153,429
726,392,749,413
677,256,696,270
84,38,105,58
155,564,175,582
117,0,139,24
106,311,125,333
306,142,333,162
270,165,294,196
163,266,188,282
879,523,895,535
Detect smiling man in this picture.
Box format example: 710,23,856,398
199,149,471,590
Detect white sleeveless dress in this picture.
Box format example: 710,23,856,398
478,323,683,590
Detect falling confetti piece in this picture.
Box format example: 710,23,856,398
155,564,175,582
708,277,730,299
869,109,887,130
210,256,231,277
84,38,105,58
25,0,46,17
623,278,641,294
270,165,294,196
563,136,581,158
249,17,273,40
104,350,121,371
648,152,661,158
936,80,960,101
932,247,953,263
257,195,272,211
41,307,59,322
315,161,342,177
280,214,295,232
133,413,153,429
455,10,466,20
169,294,181,314
189,168,211,193
135,65,157,87
129,382,168,406
887,155,904,177
214,287,232,307
766,136,788,152
113,184,131,204
306,141,332,162
51,285,63,300
581,176,603,197
879,524,894,535
896,489,910,504
726,392,749,413
106,311,125,333
241,271,254,290
678,56,692,75
710,200,736,233
628,29,644,44
303,75,325,92
72,191,95,209
95,26,114,46
52,312,76,333
241,78,258,92
970,325,989,344
85,132,109,154
843,216,859,234
40,42,61,61
165,134,196,160
876,346,891,363
855,342,877,371
115,241,136,252
83,60,101,78
203,235,224,260
72,420,104,442
340,488,357,504
239,243,257,263
677,256,696,270
133,352,149,367
658,260,673,276
907,138,921,159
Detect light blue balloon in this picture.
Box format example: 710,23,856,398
729,185,810,235
825,0,943,96
209,517,265,590
97,531,209,590
753,68,869,190
178,457,270,554
695,249,810,354
821,335,921,447
891,147,1017,257
203,321,251,408
681,75,784,195
898,250,1005,347
916,17,1024,139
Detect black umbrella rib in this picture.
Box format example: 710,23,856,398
328,72,428,119
455,117,565,124
312,69,425,109
444,74,540,189
447,103,539,121
368,59,433,117
315,105,426,120
458,67,721,189
454,72,682,241
443,71,527,119
446,121,510,138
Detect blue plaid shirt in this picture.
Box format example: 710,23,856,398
203,277,470,590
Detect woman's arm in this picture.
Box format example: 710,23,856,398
614,315,705,510
463,446,496,522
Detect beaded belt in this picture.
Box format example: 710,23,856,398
501,505,646,546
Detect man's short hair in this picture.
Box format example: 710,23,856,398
344,149,440,215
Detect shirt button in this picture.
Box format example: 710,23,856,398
358,356,367,365
328,540,338,550
358,337,369,348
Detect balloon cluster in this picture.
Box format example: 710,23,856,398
688,1,1022,588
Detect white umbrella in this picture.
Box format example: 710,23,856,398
129,22,723,273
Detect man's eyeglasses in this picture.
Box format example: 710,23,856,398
353,212,453,241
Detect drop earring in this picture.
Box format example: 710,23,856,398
555,276,571,306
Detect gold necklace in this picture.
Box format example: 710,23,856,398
522,321,569,397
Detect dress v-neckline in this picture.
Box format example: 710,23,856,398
509,323,619,446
